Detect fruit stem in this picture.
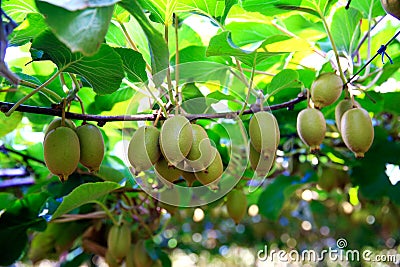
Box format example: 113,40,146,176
5,69,63,116
164,24,176,107
239,55,258,116
118,20,152,73
61,98,66,127
319,11,347,85
174,13,181,110
19,79,62,102
91,200,119,225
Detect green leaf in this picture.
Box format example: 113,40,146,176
105,22,127,47
94,87,134,111
206,31,285,66
0,111,23,137
0,192,49,266
114,48,147,82
225,5,282,47
9,13,48,46
331,7,362,55
119,0,169,83
0,193,17,211
257,175,304,221
176,0,225,19
37,0,120,11
267,69,302,96
51,182,121,219
351,127,400,204
31,31,124,95
351,0,385,18
137,0,178,24
3,0,38,22
242,0,302,16
36,1,115,56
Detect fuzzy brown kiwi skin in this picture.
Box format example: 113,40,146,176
296,108,326,153
44,127,80,182
341,107,374,158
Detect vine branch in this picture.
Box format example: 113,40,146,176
0,93,307,125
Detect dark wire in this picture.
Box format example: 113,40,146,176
346,30,400,85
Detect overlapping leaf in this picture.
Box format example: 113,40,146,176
31,31,124,95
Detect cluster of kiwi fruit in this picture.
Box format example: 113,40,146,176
127,115,223,189
43,118,105,181
296,72,374,157
106,223,161,267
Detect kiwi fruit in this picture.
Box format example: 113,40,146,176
154,157,183,185
159,115,193,167
133,240,153,267
311,72,343,109
44,127,80,182
186,124,213,171
194,147,223,189
341,107,374,158
45,117,76,136
249,111,280,157
226,189,247,224
335,99,359,133
107,223,131,261
128,125,161,174
381,0,400,19
296,108,326,153
249,143,276,177
76,123,105,172
181,170,198,187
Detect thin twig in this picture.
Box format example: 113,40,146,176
0,93,307,124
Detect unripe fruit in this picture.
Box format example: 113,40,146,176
76,123,105,172
159,115,193,166
155,157,183,185
125,245,136,267
194,147,223,189
335,99,359,133
105,250,120,267
182,170,197,187
249,143,276,177
311,73,343,108
133,240,153,267
381,0,400,19
341,107,374,158
186,124,213,171
128,126,161,174
45,118,76,136
44,127,80,182
296,108,326,153
249,111,280,157
107,223,131,260
226,189,247,224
